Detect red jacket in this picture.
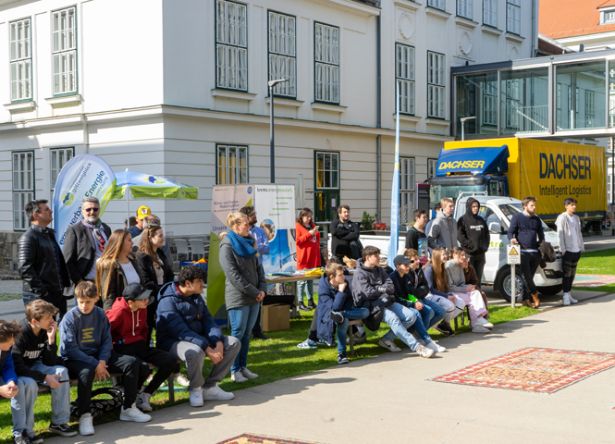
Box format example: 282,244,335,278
106,297,148,346
295,222,321,269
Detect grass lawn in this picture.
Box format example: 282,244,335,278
576,248,615,275
0,294,20,302
0,304,538,443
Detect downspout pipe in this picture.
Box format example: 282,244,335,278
375,11,382,222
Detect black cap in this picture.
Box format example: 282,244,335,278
123,283,151,302
393,255,410,267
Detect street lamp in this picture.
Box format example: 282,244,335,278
460,116,476,141
268,78,288,184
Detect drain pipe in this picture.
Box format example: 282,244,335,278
375,12,382,222
531,0,537,56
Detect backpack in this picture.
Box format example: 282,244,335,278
71,387,123,419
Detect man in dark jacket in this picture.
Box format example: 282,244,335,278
457,197,490,284
156,266,240,408
405,209,429,260
18,200,71,316
62,197,112,286
330,205,362,260
508,196,545,308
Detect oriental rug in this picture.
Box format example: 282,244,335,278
432,347,615,394
217,434,315,444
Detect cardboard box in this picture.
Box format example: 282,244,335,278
261,304,290,332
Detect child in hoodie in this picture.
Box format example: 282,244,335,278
106,282,179,413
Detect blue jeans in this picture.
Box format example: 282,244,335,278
417,303,435,328
422,298,445,328
382,303,420,351
228,303,260,373
296,280,313,305
336,307,370,355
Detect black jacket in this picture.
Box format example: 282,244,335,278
351,259,394,307
457,198,490,256
62,221,111,284
12,319,63,383
99,257,142,310
330,218,362,260
18,225,70,297
135,249,174,298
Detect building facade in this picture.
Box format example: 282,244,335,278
0,0,536,272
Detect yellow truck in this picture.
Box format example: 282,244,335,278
429,137,607,227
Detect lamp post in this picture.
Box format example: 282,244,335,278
460,116,476,141
268,78,288,184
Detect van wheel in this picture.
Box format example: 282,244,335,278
494,266,525,302
538,285,563,296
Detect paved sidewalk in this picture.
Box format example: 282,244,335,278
49,289,615,444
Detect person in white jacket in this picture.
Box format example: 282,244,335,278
555,197,584,306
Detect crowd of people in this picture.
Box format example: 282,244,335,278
0,194,584,443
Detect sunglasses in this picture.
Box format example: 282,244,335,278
84,208,99,213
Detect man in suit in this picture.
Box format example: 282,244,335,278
62,197,112,285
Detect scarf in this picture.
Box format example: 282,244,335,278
227,230,257,257
82,220,107,253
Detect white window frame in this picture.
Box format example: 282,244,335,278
504,78,521,129
585,90,595,127
216,144,249,185
314,22,340,104
215,0,248,91
427,51,446,119
52,7,77,95
9,18,32,102
601,8,615,25
315,151,340,190
268,11,296,98
427,0,446,11
481,79,497,126
400,157,416,225
506,0,521,35
396,43,415,115
427,158,438,178
12,151,34,231
50,147,74,191
483,0,497,27
457,0,473,19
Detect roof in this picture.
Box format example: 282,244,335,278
539,0,615,39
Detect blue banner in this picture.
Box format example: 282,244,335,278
52,154,116,247
436,146,509,176
388,84,401,267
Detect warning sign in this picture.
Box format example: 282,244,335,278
507,244,521,265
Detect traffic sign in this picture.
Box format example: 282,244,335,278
507,244,521,265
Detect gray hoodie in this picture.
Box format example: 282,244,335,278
428,210,458,250
444,259,470,293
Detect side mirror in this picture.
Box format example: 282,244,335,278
489,221,503,234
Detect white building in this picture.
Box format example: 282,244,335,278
0,0,536,272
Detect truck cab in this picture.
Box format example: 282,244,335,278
454,195,563,301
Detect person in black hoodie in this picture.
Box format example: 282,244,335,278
330,205,362,260
457,197,490,284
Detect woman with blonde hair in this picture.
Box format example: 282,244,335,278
219,211,266,383
96,229,143,310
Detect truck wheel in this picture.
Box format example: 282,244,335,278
494,266,525,302
538,285,563,296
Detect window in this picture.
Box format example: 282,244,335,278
50,147,74,191
396,43,415,115
9,18,32,102
314,22,340,104
504,78,521,129
427,0,446,10
400,157,416,225
506,0,521,35
427,51,445,119
52,7,77,95
216,0,248,91
457,0,473,19
481,79,497,126
585,90,595,127
216,144,248,184
601,8,615,25
483,0,497,27
12,151,34,231
427,158,438,178
314,151,340,222
268,11,296,98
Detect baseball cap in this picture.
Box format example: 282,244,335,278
136,205,152,220
393,255,411,267
123,283,151,302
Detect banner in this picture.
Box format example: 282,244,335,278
52,154,116,247
388,83,401,267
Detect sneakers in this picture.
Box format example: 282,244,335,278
174,373,190,387
530,292,541,308
378,338,402,352
426,341,446,353
330,311,345,324
14,434,32,444
231,371,248,383
337,354,350,365
189,388,204,407
307,299,317,309
414,344,435,358
434,320,454,336
569,293,579,304
472,325,490,333
317,338,335,347
563,292,571,306
136,392,153,412
241,367,258,380
49,423,78,437
78,413,95,436
475,317,494,329
297,303,311,311
120,404,152,423
203,384,235,401
297,338,318,349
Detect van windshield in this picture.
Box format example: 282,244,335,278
430,184,487,206
499,203,552,231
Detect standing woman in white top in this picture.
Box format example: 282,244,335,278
555,197,584,306
96,229,143,310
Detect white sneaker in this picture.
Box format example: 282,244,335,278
231,371,248,383
482,321,494,329
562,293,571,306
203,384,235,401
136,392,152,412
414,344,435,358
475,317,494,329
427,341,447,353
120,404,152,423
175,373,190,387
472,325,490,333
569,293,578,304
79,413,94,436
189,388,204,407
378,338,402,352
241,367,258,380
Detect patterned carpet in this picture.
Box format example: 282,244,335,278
433,347,615,393
217,434,315,444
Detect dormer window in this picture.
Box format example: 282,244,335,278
600,8,615,25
